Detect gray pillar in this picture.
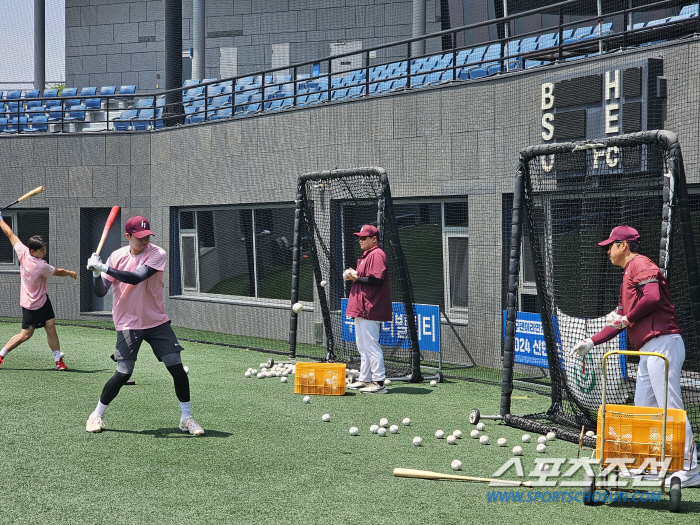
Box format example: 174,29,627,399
34,0,45,91
164,0,183,124
411,0,426,57
192,0,205,80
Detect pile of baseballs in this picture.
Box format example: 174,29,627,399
244,362,296,382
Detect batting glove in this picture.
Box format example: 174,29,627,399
606,314,629,329
570,338,594,359
604,309,618,326
86,254,108,277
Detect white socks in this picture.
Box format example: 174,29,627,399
0,347,7,357
52,350,62,361
94,401,108,417
180,401,192,419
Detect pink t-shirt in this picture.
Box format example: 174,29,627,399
15,242,55,310
104,243,169,331
346,245,392,322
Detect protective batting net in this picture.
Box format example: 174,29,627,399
503,131,700,440
289,168,435,381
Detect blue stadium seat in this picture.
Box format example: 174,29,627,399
2,116,28,133
100,86,117,96
43,88,60,108
112,108,138,130
466,46,487,65
0,117,7,132
565,26,593,43
670,4,699,21
582,22,613,39
116,85,136,100
536,33,557,49
183,79,200,87
25,115,48,133
6,90,21,100
208,106,233,120
64,104,86,122
347,85,366,97
132,108,154,130
22,89,41,109
47,106,64,122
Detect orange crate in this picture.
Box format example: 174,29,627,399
294,362,346,396
596,404,686,471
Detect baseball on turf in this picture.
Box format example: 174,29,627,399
256,372,265,379
435,430,445,439
453,430,463,439
536,443,547,453
244,371,251,378
402,418,411,426
412,436,423,446
280,377,288,383
292,302,303,314
537,435,547,445
377,427,387,437
389,425,399,434
370,424,379,434
451,460,463,471
322,413,331,422
513,446,523,456
303,395,311,404
349,426,359,436
379,418,389,427
476,422,486,431
538,463,551,472
429,380,437,387
470,429,480,439
522,434,531,443
546,431,556,441
479,435,490,445
497,437,507,447
447,435,457,445
384,379,391,386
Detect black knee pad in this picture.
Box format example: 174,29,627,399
166,363,187,379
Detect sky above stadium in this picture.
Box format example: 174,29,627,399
0,0,65,89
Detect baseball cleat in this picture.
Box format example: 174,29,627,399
55,357,68,371
86,413,105,433
179,416,205,436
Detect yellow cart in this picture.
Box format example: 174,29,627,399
581,350,689,512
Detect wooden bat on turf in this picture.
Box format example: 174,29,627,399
393,468,533,487
95,206,120,256
1,186,45,211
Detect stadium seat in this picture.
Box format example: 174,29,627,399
116,85,136,99
2,116,28,133
132,108,155,130
112,108,138,130
43,88,61,108
64,104,86,122
183,79,199,87
22,89,42,109
670,4,699,21
565,26,593,43
25,115,48,132
536,33,557,49
347,85,366,97
208,106,233,120
0,117,7,132
582,22,614,40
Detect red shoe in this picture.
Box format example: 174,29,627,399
0,355,4,368
55,357,68,371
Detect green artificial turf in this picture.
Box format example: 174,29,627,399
0,322,698,524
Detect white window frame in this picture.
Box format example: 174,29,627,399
0,210,20,270
180,233,200,292
442,203,469,315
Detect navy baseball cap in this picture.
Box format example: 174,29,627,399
125,216,155,238
353,224,380,238
598,225,640,247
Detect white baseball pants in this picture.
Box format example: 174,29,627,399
635,334,697,470
354,317,386,383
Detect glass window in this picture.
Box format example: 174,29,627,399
0,210,50,266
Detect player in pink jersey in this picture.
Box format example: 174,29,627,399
571,225,699,488
0,211,76,370
84,216,204,435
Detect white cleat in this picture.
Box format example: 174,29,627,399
179,416,205,436
86,413,105,433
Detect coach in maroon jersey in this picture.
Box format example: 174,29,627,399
344,224,392,394
571,225,699,487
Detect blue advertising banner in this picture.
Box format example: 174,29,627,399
341,299,440,352
503,310,549,368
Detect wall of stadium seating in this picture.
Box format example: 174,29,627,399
1,39,699,364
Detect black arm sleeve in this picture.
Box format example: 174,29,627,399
105,265,158,286
356,276,383,286
94,276,111,298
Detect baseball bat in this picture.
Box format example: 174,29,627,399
95,206,120,256
393,468,533,487
0,186,45,211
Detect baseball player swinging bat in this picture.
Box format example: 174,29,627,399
393,468,533,487
95,206,120,256
0,186,45,211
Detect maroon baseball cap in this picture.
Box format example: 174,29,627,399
353,224,380,238
598,225,640,246
125,216,155,238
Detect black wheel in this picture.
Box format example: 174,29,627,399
583,474,595,506
669,476,681,513
469,408,481,425
435,370,444,383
